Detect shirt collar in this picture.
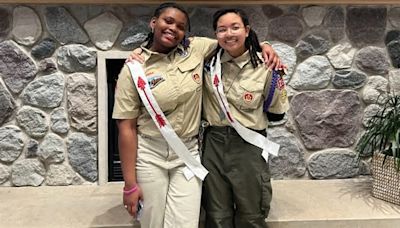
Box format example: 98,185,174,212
220,50,252,69
140,42,186,61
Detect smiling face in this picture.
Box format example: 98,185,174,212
215,12,250,58
150,7,188,54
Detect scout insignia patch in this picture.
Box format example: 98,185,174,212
192,73,201,84
147,74,165,89
276,70,286,90
243,92,254,103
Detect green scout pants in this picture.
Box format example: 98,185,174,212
202,126,272,228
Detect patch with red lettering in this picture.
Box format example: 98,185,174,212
243,92,254,103
192,73,201,84
277,76,285,90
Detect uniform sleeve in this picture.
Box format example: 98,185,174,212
112,64,142,119
191,37,218,58
266,72,289,114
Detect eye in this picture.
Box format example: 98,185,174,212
164,17,174,24
232,25,241,31
216,27,227,34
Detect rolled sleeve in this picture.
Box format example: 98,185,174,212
112,65,141,119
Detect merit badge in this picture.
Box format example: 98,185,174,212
243,92,254,103
276,69,286,90
147,74,165,89
192,73,201,84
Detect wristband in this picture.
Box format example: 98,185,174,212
123,185,138,195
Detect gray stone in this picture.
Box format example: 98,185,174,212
189,7,217,38
302,6,326,27
346,7,386,47
362,76,389,104
67,73,97,133
11,159,45,186
51,107,70,134
268,16,303,43
0,82,16,125
243,7,269,40
38,133,65,164
38,58,57,74
26,139,39,158
385,30,400,45
57,45,97,73
388,7,400,29
31,38,57,60
22,73,64,108
295,34,331,59
363,104,382,127
291,90,362,150
289,56,334,90
67,133,97,182
389,69,400,95
262,5,283,18
267,127,306,179
16,106,48,138
355,46,390,75
0,164,10,184
66,5,105,24
308,149,360,179
359,159,371,175
84,12,123,50
271,42,297,77
0,40,38,94
323,6,345,43
45,164,76,186
118,22,149,50
326,43,356,69
333,69,367,89
121,33,148,51
44,7,89,45
0,126,24,163
0,8,11,40
387,39,400,68
12,6,42,46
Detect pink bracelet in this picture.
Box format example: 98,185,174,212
123,185,138,195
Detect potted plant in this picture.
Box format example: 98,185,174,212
356,93,400,205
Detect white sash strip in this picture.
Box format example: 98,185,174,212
210,50,280,162
126,61,208,181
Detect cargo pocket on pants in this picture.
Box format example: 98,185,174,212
260,172,272,218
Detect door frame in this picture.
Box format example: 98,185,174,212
97,51,130,185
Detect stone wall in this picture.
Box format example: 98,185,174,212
0,4,399,187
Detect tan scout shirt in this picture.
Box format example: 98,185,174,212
203,51,289,130
113,37,217,138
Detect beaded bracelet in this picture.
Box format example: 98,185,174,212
123,185,138,195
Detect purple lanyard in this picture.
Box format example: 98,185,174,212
263,70,279,112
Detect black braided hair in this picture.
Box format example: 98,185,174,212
144,2,191,50
211,8,263,68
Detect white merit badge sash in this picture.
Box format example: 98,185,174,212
210,50,280,162
126,61,208,181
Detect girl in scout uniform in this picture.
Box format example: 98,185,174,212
201,9,289,228
115,3,282,228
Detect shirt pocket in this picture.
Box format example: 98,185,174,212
237,80,265,110
177,56,202,98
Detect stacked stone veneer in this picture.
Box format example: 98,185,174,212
0,4,400,187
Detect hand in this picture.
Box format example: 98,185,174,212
123,185,143,218
261,44,287,71
126,48,145,64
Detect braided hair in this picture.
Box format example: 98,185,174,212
144,2,191,50
211,8,263,68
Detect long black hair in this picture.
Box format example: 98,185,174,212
144,2,191,50
211,8,263,68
